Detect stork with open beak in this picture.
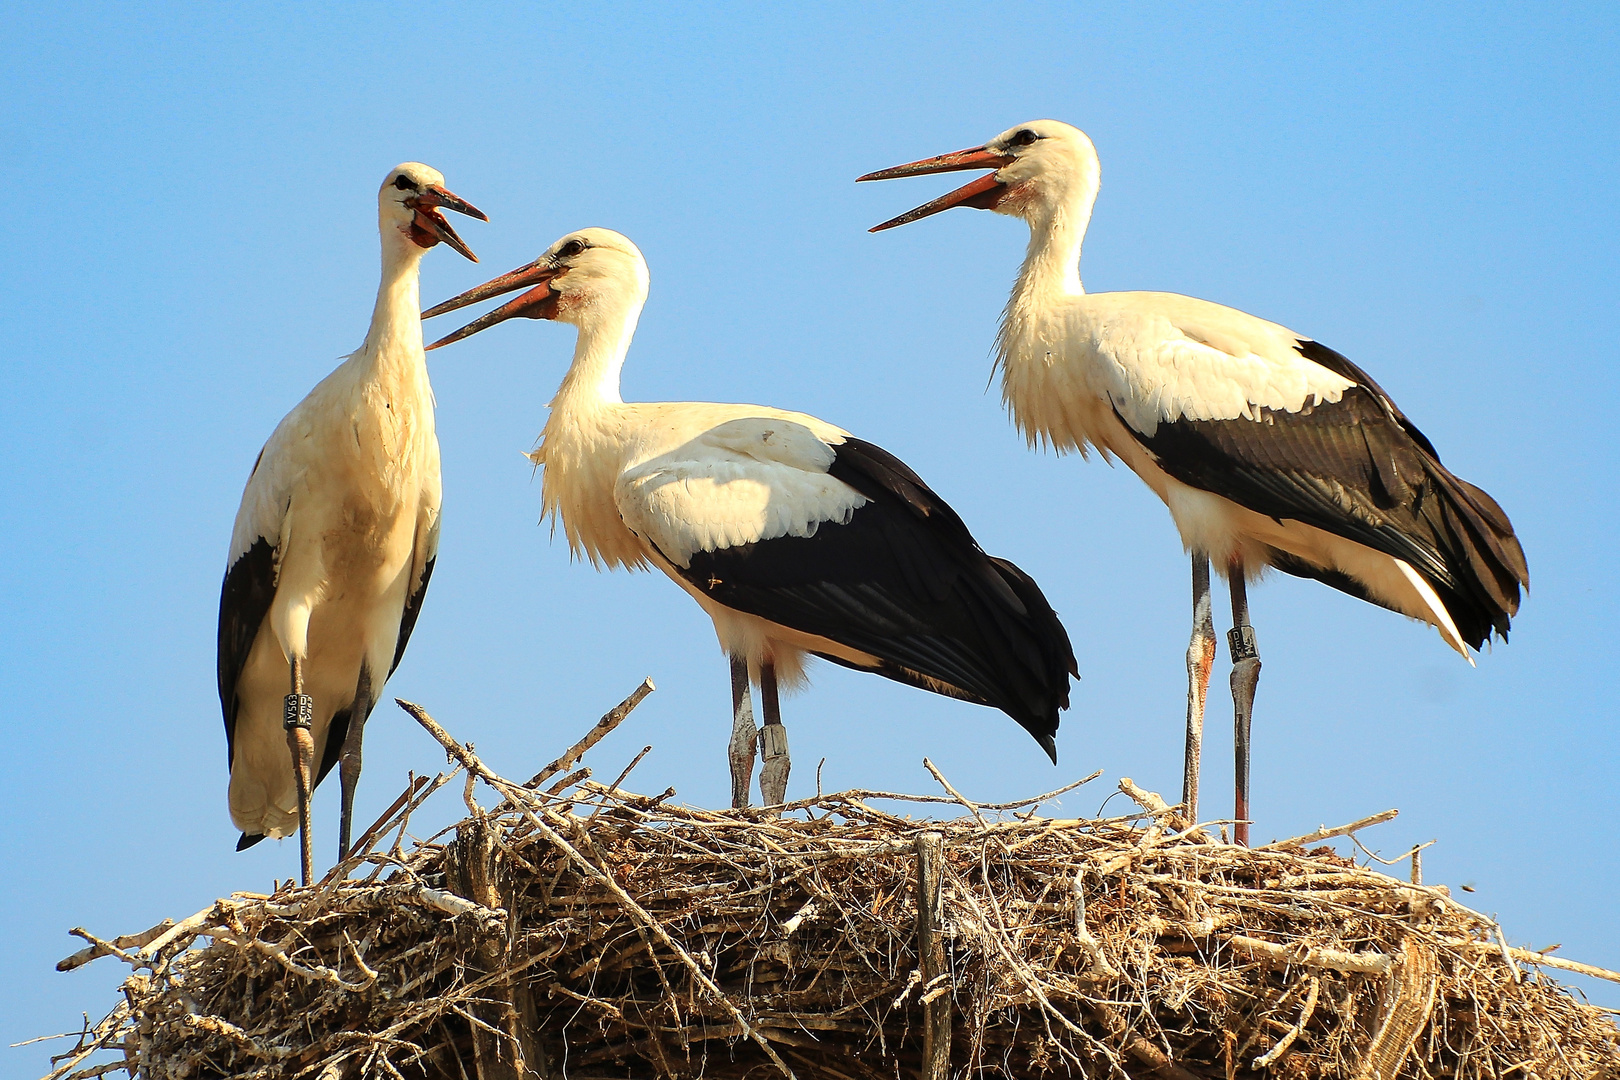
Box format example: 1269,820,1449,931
860,121,1527,842
423,228,1078,808
219,163,485,883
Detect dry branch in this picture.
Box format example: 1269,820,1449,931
45,693,1620,1080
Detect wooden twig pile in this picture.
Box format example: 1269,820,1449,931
45,683,1620,1080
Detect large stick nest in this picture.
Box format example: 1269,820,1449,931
47,689,1620,1080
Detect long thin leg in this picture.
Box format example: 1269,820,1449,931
284,657,315,886
727,655,758,809
337,665,374,864
1227,563,1261,846
758,661,790,806
1183,554,1216,826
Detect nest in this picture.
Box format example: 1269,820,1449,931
47,684,1620,1080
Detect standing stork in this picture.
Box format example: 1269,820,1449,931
421,228,1076,807
219,163,485,883
860,120,1527,842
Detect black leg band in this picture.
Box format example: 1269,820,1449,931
283,693,314,730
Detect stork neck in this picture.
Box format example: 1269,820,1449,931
358,237,427,367
552,294,643,415
1012,193,1092,302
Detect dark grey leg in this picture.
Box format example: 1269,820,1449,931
727,655,758,809
284,657,315,885
1227,563,1261,846
337,665,374,863
1183,554,1216,826
758,662,790,806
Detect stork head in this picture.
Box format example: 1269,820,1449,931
422,228,648,349
858,120,1099,231
379,162,487,262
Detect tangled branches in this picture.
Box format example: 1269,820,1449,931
44,685,1620,1080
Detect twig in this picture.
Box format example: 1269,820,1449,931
1220,933,1392,976
1253,977,1319,1067
922,757,986,826
1258,809,1399,851
586,745,653,820
915,832,951,1080
57,920,174,973
524,678,654,789
396,697,799,1080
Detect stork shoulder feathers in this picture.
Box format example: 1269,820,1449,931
1002,291,1356,442
617,409,868,568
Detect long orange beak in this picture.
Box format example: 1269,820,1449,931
422,258,562,350
857,146,1015,232
406,185,487,262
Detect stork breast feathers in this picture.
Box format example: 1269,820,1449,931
616,417,869,568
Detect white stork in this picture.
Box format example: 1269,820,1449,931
219,163,485,882
859,120,1527,842
421,228,1077,807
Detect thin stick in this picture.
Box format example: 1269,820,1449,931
525,678,655,789
1253,977,1319,1068
915,832,951,1080
587,746,653,821
1257,809,1399,851
922,758,986,826
396,698,798,1080
57,919,175,973
319,774,434,886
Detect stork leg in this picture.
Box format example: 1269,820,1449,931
1227,564,1261,846
284,657,315,886
336,665,374,865
758,662,790,807
1183,554,1216,827
728,655,759,809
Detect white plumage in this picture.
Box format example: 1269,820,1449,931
862,120,1526,840
218,163,484,879
424,228,1076,808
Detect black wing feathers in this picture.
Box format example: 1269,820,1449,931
675,437,1075,759
390,556,435,677
218,537,277,768
1124,339,1527,648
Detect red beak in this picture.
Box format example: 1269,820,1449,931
406,185,487,262
422,258,563,350
857,145,1016,232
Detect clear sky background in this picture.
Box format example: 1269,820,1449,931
4,3,1617,1069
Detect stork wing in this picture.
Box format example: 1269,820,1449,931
617,417,870,566
390,469,441,678
1120,337,1528,648
620,421,1075,757
218,429,299,769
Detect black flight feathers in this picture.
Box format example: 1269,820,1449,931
1122,339,1528,650
217,536,277,771
217,537,434,849
672,437,1078,761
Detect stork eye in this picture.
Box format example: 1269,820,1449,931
557,238,588,259
394,174,418,191
1009,129,1039,148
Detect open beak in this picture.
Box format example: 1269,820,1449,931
856,145,1015,232
407,185,488,262
422,258,562,350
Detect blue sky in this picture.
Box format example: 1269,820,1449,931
4,3,1617,1067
